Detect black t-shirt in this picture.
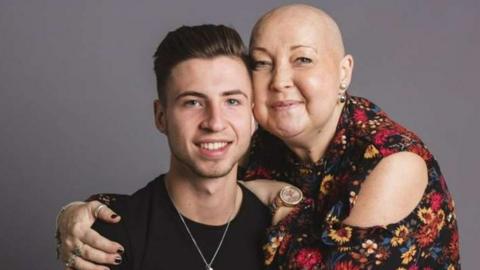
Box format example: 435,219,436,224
92,175,270,270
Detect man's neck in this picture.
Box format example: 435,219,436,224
164,171,242,226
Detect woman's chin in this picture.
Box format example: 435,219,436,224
269,124,305,141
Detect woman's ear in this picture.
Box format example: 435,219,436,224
339,54,354,87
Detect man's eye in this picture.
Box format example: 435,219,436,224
295,57,312,64
226,99,240,106
184,100,201,107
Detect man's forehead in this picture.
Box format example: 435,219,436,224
166,57,252,101
172,56,247,75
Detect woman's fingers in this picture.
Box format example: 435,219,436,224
82,228,124,255
61,226,123,266
63,254,111,270
80,244,123,265
88,201,121,224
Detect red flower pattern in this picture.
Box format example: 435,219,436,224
430,192,443,211
334,261,360,270
294,248,322,269
373,129,396,145
353,109,368,123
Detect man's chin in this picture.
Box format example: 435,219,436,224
193,166,235,179
171,152,239,179
189,160,239,179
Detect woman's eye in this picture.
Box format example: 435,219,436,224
252,60,272,70
295,57,313,64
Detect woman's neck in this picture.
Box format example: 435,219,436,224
284,103,344,163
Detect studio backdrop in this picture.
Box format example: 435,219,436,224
0,0,478,269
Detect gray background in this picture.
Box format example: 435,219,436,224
1,0,478,268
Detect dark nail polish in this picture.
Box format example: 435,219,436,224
111,214,118,219
117,249,124,254
115,256,122,264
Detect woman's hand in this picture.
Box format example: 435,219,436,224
57,201,124,270
239,179,297,225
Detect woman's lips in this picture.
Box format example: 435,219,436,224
270,100,303,110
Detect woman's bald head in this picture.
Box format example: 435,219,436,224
250,4,346,60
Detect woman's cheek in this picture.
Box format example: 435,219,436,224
253,104,267,126
252,73,270,95
252,86,269,118
296,73,324,96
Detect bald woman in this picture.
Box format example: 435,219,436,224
57,4,460,269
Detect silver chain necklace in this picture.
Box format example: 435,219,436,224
169,187,237,270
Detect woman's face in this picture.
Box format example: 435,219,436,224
250,16,352,142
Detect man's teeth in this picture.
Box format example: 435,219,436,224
200,142,228,150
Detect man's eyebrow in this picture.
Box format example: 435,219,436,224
175,91,207,101
175,90,248,100
222,89,248,99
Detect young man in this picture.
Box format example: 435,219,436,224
58,24,299,270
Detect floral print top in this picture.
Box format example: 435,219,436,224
239,96,460,269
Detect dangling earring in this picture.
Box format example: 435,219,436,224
338,82,348,103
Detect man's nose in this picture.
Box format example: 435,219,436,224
200,104,226,132
270,64,293,91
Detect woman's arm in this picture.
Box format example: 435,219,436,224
56,200,124,270
342,151,428,227
239,179,299,225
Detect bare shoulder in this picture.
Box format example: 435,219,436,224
343,151,428,227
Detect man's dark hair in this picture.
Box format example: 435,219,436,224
153,24,249,104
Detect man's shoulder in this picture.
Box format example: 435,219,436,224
88,175,165,212
237,184,270,226
91,174,167,265
130,174,165,200
123,174,166,216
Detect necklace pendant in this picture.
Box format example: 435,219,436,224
206,267,213,270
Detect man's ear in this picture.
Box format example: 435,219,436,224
250,102,257,135
250,113,257,135
339,54,354,87
154,99,167,133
